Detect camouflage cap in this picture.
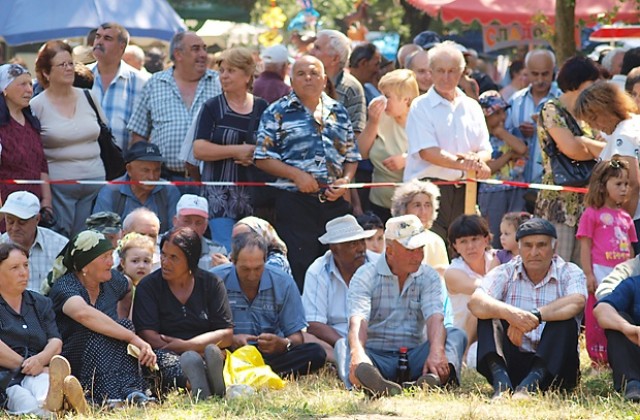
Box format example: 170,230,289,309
85,211,122,234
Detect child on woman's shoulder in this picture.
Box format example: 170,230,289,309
493,211,532,267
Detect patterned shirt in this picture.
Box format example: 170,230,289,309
479,255,587,352
127,68,222,172
302,250,379,338
505,84,561,183
213,263,307,337
254,92,360,192
1,227,68,293
89,61,149,150
348,255,444,352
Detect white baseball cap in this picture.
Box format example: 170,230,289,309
176,194,208,219
260,45,292,64
0,191,40,220
384,215,430,250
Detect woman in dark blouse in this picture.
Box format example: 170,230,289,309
0,64,51,206
0,243,62,415
193,46,269,251
46,230,156,405
133,227,233,399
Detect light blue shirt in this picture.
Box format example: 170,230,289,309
505,83,561,183
89,61,149,150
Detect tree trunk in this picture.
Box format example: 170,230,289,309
401,0,433,44
554,0,576,66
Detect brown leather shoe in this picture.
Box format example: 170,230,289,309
63,376,89,415
45,355,71,412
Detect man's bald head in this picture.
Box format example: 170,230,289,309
293,55,325,75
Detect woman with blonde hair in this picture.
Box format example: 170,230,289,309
358,69,420,223
575,80,640,252
193,47,270,251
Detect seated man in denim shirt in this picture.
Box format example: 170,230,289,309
211,232,326,377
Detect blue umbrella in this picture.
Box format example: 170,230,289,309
0,0,186,46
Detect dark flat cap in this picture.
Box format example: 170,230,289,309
124,142,163,163
515,218,557,241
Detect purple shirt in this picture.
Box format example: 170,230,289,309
253,71,291,104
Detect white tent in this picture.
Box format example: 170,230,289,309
196,20,262,49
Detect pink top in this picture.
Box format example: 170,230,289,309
576,207,638,267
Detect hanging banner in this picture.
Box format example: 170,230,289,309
482,23,548,52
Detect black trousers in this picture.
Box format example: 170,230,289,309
262,343,326,378
476,318,580,391
427,182,465,249
275,190,351,292
605,312,640,391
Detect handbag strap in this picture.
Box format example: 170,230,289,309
83,89,104,127
540,99,582,157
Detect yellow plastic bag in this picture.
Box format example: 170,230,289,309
223,345,286,390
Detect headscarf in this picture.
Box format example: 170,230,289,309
235,216,288,255
0,64,29,93
42,230,114,295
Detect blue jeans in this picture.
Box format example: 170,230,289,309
209,217,235,253
339,327,467,387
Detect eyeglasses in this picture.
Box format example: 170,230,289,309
54,61,74,69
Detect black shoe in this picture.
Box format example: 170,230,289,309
354,363,402,397
516,367,547,394
625,380,640,402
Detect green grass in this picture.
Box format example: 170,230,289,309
35,341,640,419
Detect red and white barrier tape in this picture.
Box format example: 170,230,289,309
0,178,588,193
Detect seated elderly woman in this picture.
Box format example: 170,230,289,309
212,216,291,275
133,227,233,400
0,243,87,415
46,230,156,406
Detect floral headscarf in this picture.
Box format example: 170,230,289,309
235,216,288,255
42,230,114,295
0,64,29,93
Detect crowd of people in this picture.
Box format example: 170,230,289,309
2,20,640,415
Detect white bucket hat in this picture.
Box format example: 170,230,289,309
318,215,377,245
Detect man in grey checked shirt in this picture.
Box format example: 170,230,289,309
468,218,586,400
128,31,221,194
347,215,466,396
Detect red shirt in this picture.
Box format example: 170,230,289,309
0,117,48,201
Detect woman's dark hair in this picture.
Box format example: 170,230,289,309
556,56,600,92
230,232,268,263
447,214,491,257
0,242,29,264
621,47,640,75
349,43,378,68
160,227,201,273
35,40,73,89
73,63,94,89
508,59,524,79
356,211,384,231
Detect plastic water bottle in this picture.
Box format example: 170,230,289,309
396,347,410,384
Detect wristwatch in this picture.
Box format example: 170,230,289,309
531,308,543,324
285,338,292,352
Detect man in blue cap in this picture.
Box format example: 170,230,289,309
468,218,587,399
93,142,180,233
